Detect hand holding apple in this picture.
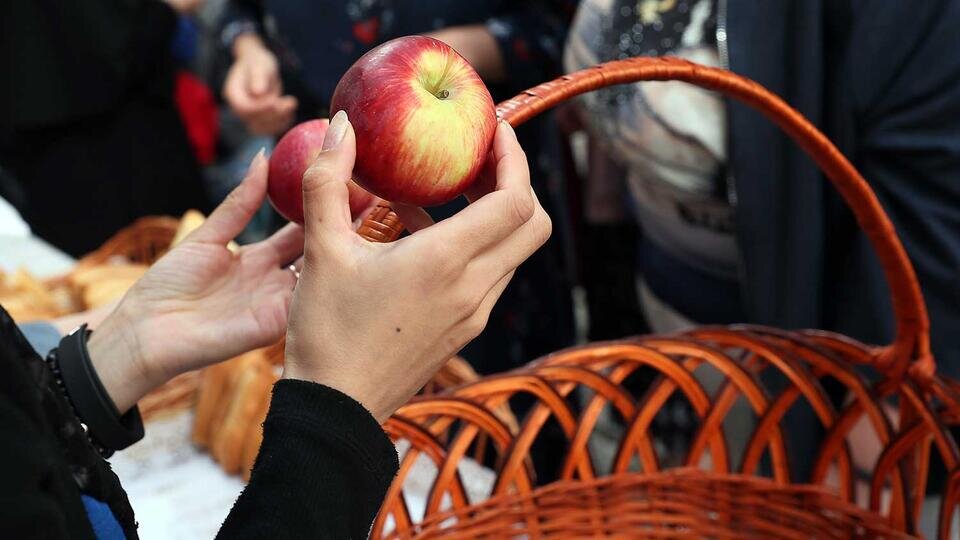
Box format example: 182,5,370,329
283,112,551,422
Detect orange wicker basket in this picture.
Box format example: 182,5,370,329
74,215,180,269
395,470,912,539
354,57,960,539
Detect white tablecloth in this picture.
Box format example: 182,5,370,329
0,197,75,277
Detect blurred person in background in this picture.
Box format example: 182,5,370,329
216,0,580,378
0,0,212,257
563,0,960,479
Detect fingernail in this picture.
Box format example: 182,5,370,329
246,147,267,175
322,110,349,151
499,119,517,140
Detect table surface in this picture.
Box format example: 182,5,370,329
0,235,75,278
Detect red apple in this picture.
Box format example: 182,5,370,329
268,119,376,224
330,35,497,206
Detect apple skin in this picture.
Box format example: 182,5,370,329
330,35,497,206
268,119,375,224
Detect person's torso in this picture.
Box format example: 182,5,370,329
565,0,738,279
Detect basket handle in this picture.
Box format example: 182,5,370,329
356,56,932,379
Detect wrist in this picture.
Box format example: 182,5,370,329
86,304,159,414
281,361,389,423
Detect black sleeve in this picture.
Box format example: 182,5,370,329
0,365,82,538
0,306,134,540
217,379,399,539
0,0,178,132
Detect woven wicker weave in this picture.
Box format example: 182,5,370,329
355,57,960,539
75,216,180,269
390,470,912,539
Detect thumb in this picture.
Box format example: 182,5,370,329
302,110,356,249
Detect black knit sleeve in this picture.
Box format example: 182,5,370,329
217,379,399,539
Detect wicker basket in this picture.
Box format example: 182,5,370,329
74,216,180,269
392,470,912,539
357,57,960,538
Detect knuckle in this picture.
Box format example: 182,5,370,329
463,308,491,338
453,291,484,319
506,189,535,227
301,163,333,193
423,241,462,277
534,208,553,246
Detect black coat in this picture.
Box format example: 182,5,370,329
0,0,209,256
726,0,960,373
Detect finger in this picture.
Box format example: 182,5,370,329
414,121,534,257
234,99,280,129
275,262,299,291
261,222,305,266
290,255,304,273
247,62,275,97
470,197,552,279
478,270,514,321
250,113,292,137
463,149,497,203
301,110,356,248
464,121,522,202
224,78,260,116
190,150,268,245
349,185,380,224
391,203,434,233
462,269,515,342
226,67,276,115
275,95,298,114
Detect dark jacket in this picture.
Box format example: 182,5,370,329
0,307,399,539
0,0,209,256
726,0,960,373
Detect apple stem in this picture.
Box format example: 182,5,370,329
436,89,450,100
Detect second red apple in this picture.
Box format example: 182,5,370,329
267,119,375,224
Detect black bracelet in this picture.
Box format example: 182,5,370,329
55,324,144,454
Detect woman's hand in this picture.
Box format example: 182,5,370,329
89,152,304,412
283,111,551,422
223,34,298,135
